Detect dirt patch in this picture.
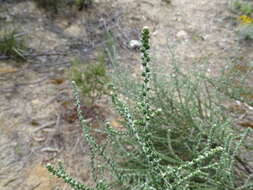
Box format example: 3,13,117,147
0,0,252,189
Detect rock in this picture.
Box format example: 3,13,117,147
176,30,188,40
129,40,141,49
64,24,83,37
32,99,42,105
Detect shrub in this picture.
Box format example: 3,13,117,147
0,29,26,61
47,27,253,190
75,0,93,10
228,1,253,41
33,0,93,13
68,56,109,106
235,15,253,40
237,23,253,40
33,0,64,13
240,3,253,15
230,0,253,15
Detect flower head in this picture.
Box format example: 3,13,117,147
239,15,253,24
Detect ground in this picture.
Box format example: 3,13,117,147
0,0,253,189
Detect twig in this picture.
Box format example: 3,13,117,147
30,182,41,190
23,51,68,57
0,76,49,94
16,76,49,86
55,112,61,132
235,155,253,175
0,51,68,60
41,147,60,153
33,121,56,133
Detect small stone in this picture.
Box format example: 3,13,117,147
176,30,188,40
202,34,209,40
32,99,42,105
65,24,83,36
129,40,141,49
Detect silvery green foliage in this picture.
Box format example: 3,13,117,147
237,24,253,40
46,27,253,190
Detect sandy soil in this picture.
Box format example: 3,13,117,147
0,0,252,189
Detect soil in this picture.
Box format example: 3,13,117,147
0,0,253,189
